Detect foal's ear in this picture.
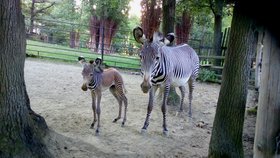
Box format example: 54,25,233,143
89,60,94,64
95,58,102,66
78,56,86,65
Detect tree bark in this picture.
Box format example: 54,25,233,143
212,0,223,67
161,0,180,106
253,30,280,158
208,1,254,157
30,0,36,34
162,0,175,36
0,1,50,157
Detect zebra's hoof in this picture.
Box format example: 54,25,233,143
95,129,100,136
90,124,94,129
163,130,169,137
121,122,125,127
141,129,147,135
113,119,118,123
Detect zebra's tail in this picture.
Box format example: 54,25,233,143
123,85,128,94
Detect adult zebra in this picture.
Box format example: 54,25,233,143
133,27,199,135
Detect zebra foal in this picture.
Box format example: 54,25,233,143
78,57,128,135
133,27,199,135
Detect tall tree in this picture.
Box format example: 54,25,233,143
140,0,162,39
86,0,130,54
161,0,180,106
0,0,50,157
210,0,224,66
208,0,254,157
162,0,175,35
175,11,192,44
24,0,55,34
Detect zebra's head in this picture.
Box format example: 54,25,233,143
133,27,175,93
78,57,103,91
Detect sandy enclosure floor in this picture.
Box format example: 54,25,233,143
24,58,256,158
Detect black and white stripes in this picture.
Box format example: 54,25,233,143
133,27,199,135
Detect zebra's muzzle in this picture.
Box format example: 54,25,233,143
140,81,151,93
81,83,88,91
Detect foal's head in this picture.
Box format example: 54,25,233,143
78,57,103,91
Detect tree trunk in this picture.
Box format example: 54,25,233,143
29,0,36,34
0,1,50,157
253,30,280,158
70,30,76,48
175,11,192,45
162,0,175,36
213,0,223,67
208,1,254,157
161,0,180,106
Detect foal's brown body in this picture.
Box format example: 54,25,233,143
80,58,127,135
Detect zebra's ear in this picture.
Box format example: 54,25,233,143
133,26,146,44
78,56,86,66
164,33,175,45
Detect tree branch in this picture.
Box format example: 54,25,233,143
209,0,216,15
34,2,55,14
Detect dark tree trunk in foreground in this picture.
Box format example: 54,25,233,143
208,1,254,157
0,1,50,157
253,30,280,157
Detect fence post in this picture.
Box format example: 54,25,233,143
101,22,105,62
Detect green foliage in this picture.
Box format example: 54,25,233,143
198,68,217,82
175,0,233,42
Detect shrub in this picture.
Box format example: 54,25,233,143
198,68,217,82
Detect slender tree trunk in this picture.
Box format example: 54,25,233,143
30,0,35,34
208,1,254,157
213,0,223,67
70,30,76,48
161,0,180,106
162,0,175,36
0,1,50,157
253,30,280,158
175,11,192,45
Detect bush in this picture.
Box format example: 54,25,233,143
198,68,217,82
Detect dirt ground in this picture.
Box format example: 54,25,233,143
24,58,257,158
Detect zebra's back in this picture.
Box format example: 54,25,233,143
161,44,199,80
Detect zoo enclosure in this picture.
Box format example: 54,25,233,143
25,18,256,88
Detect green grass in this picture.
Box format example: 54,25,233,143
26,40,140,70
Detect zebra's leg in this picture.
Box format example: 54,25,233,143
90,91,97,129
95,90,102,135
162,84,170,136
109,86,122,123
121,94,128,127
178,86,186,112
187,78,194,117
141,86,157,133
